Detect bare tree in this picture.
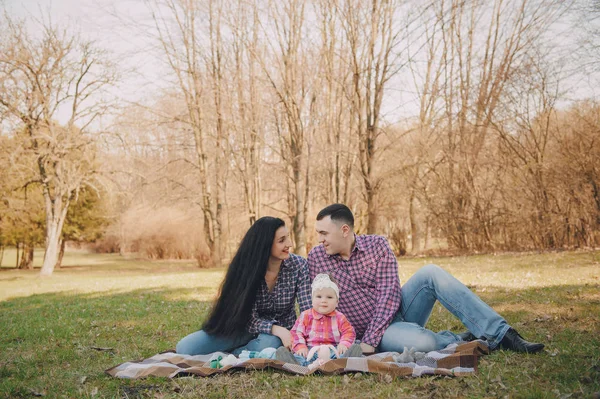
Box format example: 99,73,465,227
341,0,404,233
313,0,356,206
228,0,264,227
253,0,317,255
424,0,568,251
149,0,225,266
402,3,447,252
0,14,116,275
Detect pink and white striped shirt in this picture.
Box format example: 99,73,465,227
291,308,356,353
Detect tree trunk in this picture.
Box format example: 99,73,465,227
19,242,34,269
409,189,422,254
209,0,225,266
56,239,66,269
293,163,307,257
365,185,378,234
26,244,34,269
15,242,20,268
0,246,4,267
40,209,68,276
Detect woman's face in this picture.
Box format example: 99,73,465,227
270,225,292,261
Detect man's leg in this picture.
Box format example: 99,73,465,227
378,318,460,353
176,329,255,355
399,264,511,349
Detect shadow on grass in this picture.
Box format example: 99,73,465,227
1,283,598,361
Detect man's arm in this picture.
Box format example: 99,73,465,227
360,237,402,348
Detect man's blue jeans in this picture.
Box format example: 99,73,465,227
176,330,282,356
378,264,510,353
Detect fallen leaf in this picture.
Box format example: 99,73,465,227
79,376,87,384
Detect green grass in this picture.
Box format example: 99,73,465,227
1,250,599,398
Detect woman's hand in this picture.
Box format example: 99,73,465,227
271,325,292,349
337,343,348,355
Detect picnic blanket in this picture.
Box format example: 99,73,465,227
106,340,489,379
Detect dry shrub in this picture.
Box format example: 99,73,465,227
95,205,206,260
194,248,213,268
90,234,121,253
388,227,407,257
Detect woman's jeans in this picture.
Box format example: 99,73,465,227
378,264,510,353
176,330,282,356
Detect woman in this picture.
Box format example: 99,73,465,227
176,217,312,355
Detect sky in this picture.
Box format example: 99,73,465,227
4,0,166,126
3,0,599,129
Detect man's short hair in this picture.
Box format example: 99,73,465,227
316,203,354,228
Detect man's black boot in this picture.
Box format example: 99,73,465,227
498,328,544,353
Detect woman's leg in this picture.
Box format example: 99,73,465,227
231,333,283,356
175,329,254,355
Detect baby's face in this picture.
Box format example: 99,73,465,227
312,287,338,315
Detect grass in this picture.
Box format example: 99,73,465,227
0,249,599,398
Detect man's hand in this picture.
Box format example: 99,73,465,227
296,347,308,357
360,343,375,354
337,343,348,355
271,325,292,349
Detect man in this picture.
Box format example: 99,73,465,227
307,203,544,355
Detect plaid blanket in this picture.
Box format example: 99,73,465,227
106,340,489,379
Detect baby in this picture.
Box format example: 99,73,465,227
276,274,362,366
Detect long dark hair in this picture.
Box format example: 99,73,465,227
203,216,285,337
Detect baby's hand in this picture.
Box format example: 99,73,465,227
337,344,348,355
296,347,308,357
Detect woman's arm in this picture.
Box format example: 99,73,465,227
247,303,277,335
295,257,312,313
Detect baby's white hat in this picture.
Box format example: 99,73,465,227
311,274,339,298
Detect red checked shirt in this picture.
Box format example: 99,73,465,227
291,308,356,353
307,235,401,348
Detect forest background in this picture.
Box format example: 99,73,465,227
1,0,600,275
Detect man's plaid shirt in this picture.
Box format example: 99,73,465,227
307,235,402,347
248,253,312,334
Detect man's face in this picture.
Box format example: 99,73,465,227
315,216,348,255
312,287,338,315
